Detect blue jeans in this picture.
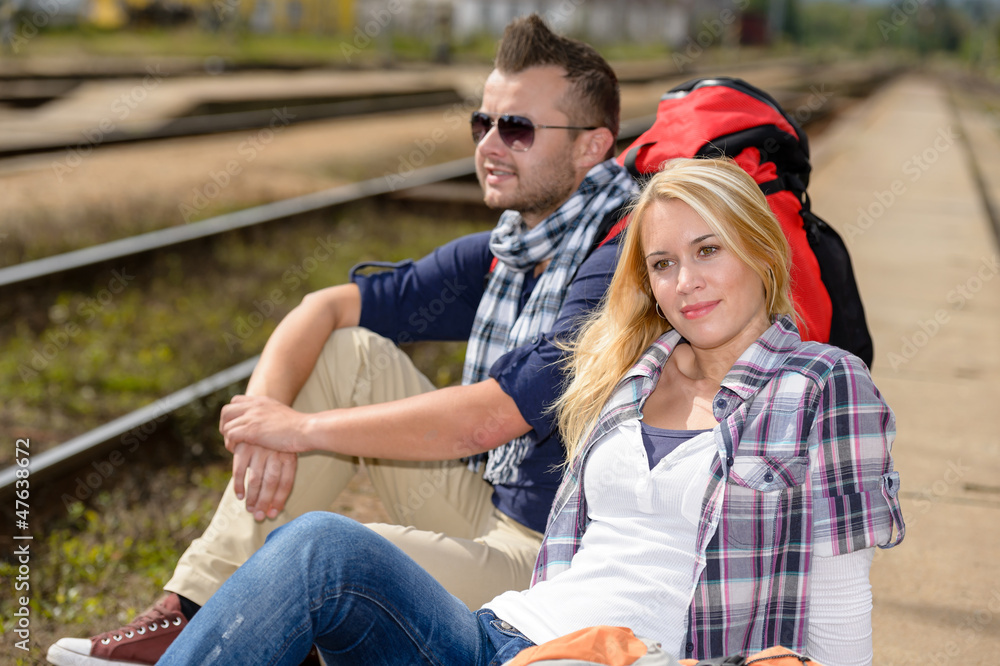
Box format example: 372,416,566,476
157,512,535,665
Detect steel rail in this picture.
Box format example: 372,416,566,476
0,357,259,492
0,89,466,160
0,115,658,291
0,156,477,289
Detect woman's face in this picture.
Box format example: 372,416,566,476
641,198,771,354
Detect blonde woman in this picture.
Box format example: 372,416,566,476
159,159,904,666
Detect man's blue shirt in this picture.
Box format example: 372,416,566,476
351,230,619,533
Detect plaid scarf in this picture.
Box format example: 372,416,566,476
462,159,637,484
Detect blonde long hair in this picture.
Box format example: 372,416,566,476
554,157,796,461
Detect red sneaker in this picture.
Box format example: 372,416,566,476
46,593,188,665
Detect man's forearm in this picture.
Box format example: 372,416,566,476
246,284,361,404
300,379,531,461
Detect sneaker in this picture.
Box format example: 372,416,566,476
46,593,188,665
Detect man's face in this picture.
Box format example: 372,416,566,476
474,66,586,228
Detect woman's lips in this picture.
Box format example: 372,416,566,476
680,300,720,319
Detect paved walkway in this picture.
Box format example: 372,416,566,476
809,76,1000,665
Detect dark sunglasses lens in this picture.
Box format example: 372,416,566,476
470,112,492,143
498,116,534,150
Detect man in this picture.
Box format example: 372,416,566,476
47,14,637,666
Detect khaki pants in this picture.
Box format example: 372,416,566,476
165,328,543,610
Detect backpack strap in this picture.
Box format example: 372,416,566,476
597,212,630,249
622,143,651,180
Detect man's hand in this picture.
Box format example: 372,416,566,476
230,442,297,521
220,394,309,454
220,394,309,519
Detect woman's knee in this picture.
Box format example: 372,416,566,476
267,513,385,565
269,511,354,545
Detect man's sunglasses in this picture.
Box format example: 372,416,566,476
470,112,598,151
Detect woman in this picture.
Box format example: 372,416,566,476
159,158,904,666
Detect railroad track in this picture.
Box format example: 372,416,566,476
0,56,883,160
0,60,709,160
0,61,904,506
0,88,469,159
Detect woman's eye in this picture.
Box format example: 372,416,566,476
654,259,674,270
699,245,719,257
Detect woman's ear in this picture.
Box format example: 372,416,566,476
574,127,616,170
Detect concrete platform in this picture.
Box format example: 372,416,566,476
809,76,1000,665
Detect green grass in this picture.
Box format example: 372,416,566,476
0,205,490,463
0,461,234,664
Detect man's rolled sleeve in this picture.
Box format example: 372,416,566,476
489,239,620,441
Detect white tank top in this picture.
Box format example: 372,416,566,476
486,422,717,653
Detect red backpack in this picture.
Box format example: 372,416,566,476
616,77,873,366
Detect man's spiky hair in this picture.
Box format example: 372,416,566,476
494,14,620,140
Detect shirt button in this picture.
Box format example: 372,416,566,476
764,471,774,483
531,335,540,345
686,642,695,654
726,456,734,467
715,398,726,409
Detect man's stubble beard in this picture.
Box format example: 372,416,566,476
480,153,579,223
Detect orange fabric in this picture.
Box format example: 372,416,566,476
504,626,649,666
678,645,825,665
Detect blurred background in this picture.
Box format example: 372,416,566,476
1,1,999,664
